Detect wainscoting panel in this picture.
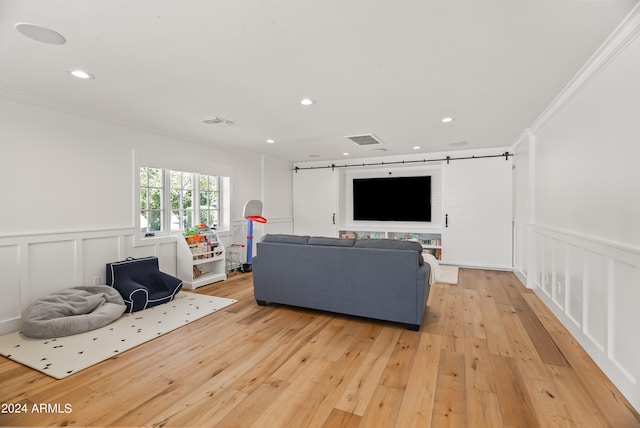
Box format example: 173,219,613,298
566,243,584,328
83,236,121,285
610,260,640,385
129,235,156,260
583,250,607,353
541,235,554,297
0,244,21,324
514,225,531,280
514,221,640,411
28,240,77,301
552,238,566,310
0,228,179,335
158,241,178,275
263,217,294,236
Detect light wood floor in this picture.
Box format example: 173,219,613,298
1,269,639,427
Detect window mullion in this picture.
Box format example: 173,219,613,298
194,173,201,226
163,169,171,233
216,179,221,229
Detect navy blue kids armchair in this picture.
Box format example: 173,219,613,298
106,256,183,313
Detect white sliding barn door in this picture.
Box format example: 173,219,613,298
293,168,338,237
442,156,513,269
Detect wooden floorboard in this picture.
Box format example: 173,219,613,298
1,269,639,427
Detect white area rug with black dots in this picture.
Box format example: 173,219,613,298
0,292,237,379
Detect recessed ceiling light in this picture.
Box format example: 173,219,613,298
449,141,468,147
15,23,66,45
413,146,421,150
343,152,350,156
300,98,315,107
69,69,94,79
372,148,387,152
308,154,320,158
441,117,454,123
266,139,275,144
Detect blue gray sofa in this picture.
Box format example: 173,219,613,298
252,234,431,330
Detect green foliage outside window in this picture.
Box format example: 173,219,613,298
140,167,162,232
140,167,221,234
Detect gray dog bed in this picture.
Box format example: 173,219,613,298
21,285,126,339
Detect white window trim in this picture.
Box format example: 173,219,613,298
133,150,231,246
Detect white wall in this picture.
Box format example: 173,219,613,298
0,91,292,334
513,8,640,412
261,155,294,234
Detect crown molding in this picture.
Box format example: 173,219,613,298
511,128,533,150
0,86,263,160
526,2,640,135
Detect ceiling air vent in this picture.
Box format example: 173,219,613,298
345,133,384,146
199,116,234,126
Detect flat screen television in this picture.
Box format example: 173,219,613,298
353,175,431,222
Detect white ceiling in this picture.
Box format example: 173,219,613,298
0,0,637,162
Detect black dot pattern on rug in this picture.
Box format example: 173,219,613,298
0,293,237,379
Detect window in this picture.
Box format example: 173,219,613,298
170,170,194,231
140,167,163,234
199,175,219,228
139,166,223,236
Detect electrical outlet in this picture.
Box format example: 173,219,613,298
93,276,101,285
556,281,562,295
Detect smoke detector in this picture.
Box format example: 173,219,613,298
199,116,234,126
345,133,384,146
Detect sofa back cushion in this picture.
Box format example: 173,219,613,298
353,239,424,265
308,237,355,247
260,234,310,245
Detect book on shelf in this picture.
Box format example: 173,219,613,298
422,248,442,260
185,230,221,260
193,265,203,279
419,238,442,246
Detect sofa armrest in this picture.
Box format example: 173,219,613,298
110,279,149,312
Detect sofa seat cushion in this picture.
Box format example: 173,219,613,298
353,239,424,265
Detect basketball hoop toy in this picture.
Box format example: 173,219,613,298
242,200,267,272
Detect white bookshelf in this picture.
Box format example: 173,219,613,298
176,234,227,289
338,228,442,260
